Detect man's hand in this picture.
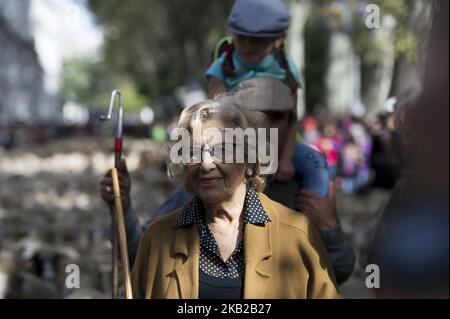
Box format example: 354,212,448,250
296,182,338,231
100,159,131,211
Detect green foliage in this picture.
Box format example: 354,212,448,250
87,0,233,98
298,0,430,113
60,58,148,113
352,0,420,63
306,0,420,65
79,0,430,117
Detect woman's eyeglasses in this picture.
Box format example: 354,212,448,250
180,143,243,166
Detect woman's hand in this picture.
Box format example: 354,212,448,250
296,182,337,231
100,159,132,211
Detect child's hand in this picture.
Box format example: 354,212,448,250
274,159,295,182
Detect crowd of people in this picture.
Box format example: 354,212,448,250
299,111,402,195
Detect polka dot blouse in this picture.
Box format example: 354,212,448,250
173,188,271,278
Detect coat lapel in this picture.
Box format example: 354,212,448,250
167,224,200,299
243,193,274,298
166,192,275,299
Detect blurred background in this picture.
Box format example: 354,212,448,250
0,0,447,298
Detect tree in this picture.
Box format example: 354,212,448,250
289,0,434,115
87,0,233,99
60,58,148,114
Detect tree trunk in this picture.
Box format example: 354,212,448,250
286,0,311,119
362,15,397,114
325,31,359,116
391,0,434,108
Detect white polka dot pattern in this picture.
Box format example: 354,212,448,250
173,188,271,278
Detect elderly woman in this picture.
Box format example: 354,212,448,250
131,96,340,299
101,78,354,286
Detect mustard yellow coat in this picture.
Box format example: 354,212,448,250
131,192,341,299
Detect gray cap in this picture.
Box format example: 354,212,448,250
228,0,291,38
235,77,295,112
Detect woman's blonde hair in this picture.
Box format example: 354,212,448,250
162,94,269,192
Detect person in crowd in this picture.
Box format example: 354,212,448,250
370,113,402,189
314,121,342,180
207,0,301,183
301,116,322,146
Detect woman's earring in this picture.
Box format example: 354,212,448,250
246,168,254,177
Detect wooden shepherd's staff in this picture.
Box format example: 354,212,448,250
99,90,133,299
